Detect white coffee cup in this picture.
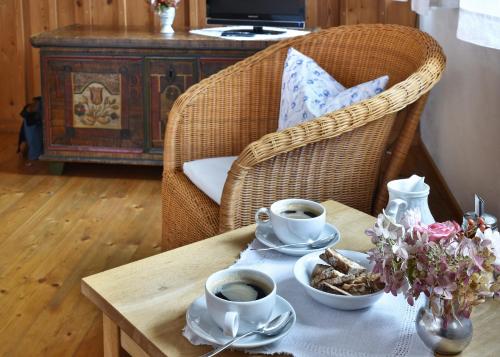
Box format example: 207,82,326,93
255,198,326,245
205,268,276,337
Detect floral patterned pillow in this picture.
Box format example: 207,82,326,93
278,48,389,131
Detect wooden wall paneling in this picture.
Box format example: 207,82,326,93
188,0,199,29
117,0,127,26
306,0,318,29
21,0,35,108
340,0,380,25
378,0,390,23
188,0,206,29
316,0,341,28
124,0,153,28
0,0,27,131
173,0,189,30
385,0,417,26
25,0,57,99
16,0,28,116
56,0,77,27
74,0,92,25
91,0,120,26
47,0,59,29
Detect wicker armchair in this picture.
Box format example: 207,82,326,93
161,24,445,250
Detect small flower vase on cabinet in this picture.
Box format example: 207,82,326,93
415,298,473,355
159,7,175,34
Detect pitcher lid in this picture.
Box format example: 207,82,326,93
387,175,429,195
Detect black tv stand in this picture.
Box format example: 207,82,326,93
221,26,286,37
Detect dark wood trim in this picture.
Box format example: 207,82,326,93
39,154,162,166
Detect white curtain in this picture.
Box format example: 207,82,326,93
400,0,500,50
406,0,459,15
457,0,500,50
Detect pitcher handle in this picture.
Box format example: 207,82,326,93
386,199,408,221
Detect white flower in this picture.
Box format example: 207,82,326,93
401,208,422,230
477,228,500,265
392,239,409,260
382,209,405,239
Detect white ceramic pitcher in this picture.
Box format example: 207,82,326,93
385,175,435,225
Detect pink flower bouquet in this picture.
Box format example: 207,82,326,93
150,0,181,12
366,210,500,324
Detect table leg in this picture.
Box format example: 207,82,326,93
103,313,120,357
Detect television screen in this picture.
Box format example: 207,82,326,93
206,0,305,29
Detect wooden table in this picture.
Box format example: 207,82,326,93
82,200,500,357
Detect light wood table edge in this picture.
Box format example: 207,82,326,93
81,280,166,357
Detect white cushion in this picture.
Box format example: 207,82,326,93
278,47,389,131
183,156,238,205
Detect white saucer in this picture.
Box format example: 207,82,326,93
186,295,296,349
255,222,341,256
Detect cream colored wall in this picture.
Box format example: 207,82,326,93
419,9,500,219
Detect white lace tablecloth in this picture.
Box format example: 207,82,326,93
183,240,432,357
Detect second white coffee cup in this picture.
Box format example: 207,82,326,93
255,198,326,245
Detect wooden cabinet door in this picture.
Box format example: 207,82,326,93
148,58,197,150
43,56,144,154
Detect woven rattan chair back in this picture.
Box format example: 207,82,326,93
162,24,445,249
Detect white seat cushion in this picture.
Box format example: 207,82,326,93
278,47,389,131
183,156,238,205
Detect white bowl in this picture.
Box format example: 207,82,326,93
293,249,384,310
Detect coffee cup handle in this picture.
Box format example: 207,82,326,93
255,208,271,226
386,199,408,221
223,311,239,337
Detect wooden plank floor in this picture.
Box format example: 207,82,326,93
0,133,162,356
0,132,459,356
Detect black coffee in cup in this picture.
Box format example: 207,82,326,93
255,198,326,245
215,281,269,302
279,204,321,219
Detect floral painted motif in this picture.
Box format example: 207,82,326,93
150,0,181,12
278,47,389,131
72,73,122,130
89,86,104,105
